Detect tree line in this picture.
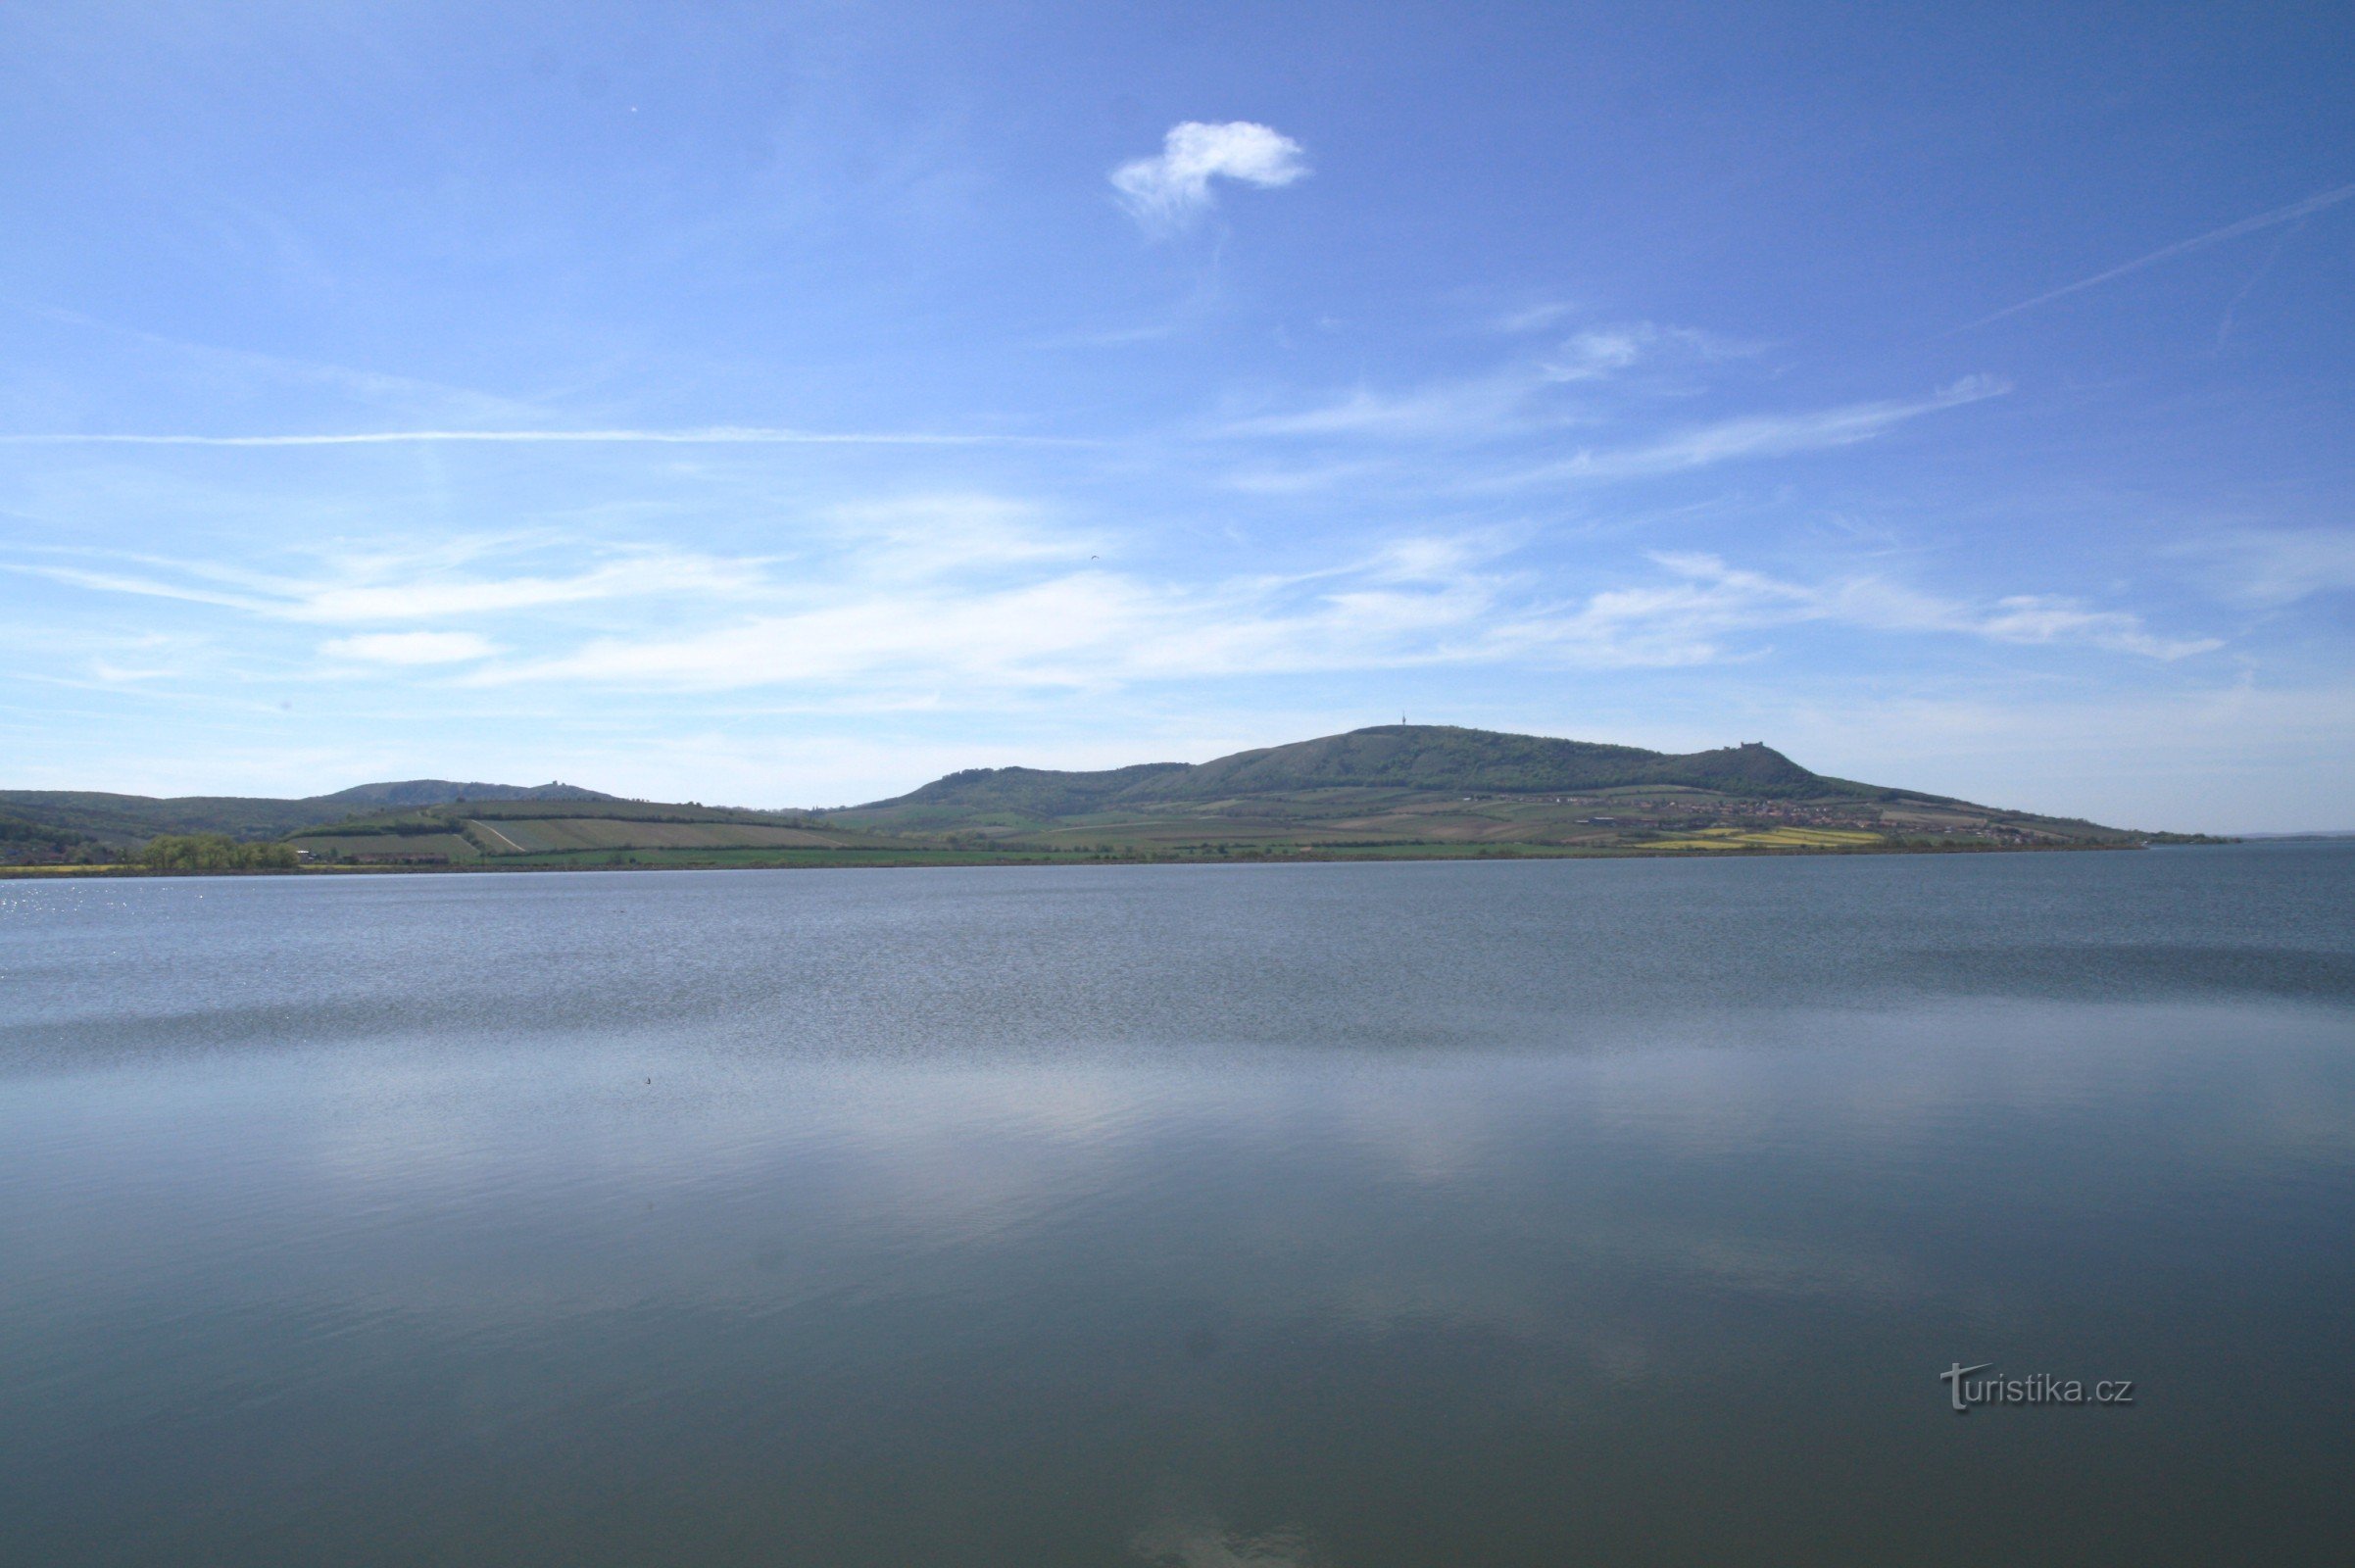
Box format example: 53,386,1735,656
139,834,300,871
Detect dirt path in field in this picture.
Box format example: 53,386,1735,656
468,819,527,855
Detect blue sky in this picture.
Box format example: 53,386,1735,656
3,2,2351,829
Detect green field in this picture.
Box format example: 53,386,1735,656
1642,825,1889,850
461,817,843,854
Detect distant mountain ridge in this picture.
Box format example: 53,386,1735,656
0,780,611,848
310,780,613,808
854,725,1874,820
5,725,2157,870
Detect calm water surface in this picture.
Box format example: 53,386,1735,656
4,846,2352,1565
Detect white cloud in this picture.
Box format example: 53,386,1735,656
1218,322,1760,445
1496,376,2010,486
1540,321,1750,383
301,556,757,621
1111,122,1308,234
491,572,1158,690
1493,300,1579,334
450,533,2213,695
1543,327,1651,381
1968,595,2217,659
2173,528,2355,607
1222,373,1541,439
10,546,760,623
321,631,504,665
0,426,1046,448
9,503,2215,708
1551,552,2223,663
88,659,181,683
1218,458,1392,495
438,529,1521,693
818,494,1098,578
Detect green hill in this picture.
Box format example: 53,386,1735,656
823,724,2148,856
4,726,2187,873
0,780,612,853
871,727,1844,819
308,780,614,810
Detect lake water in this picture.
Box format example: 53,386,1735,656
4,845,2351,1566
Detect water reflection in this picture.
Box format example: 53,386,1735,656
2,848,2351,1565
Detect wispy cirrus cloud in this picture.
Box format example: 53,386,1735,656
1217,320,1762,445
1494,375,2009,486
1219,369,2006,499
8,491,2211,706
320,631,504,665
442,531,2214,694
1221,372,1544,440
817,494,1101,578
1492,300,1580,334
9,544,762,623
1539,322,1748,382
1111,122,1308,235
455,532,1505,693
2170,528,2355,608
0,425,1059,449
9,300,545,426
1540,552,2221,664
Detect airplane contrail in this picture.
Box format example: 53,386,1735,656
1957,180,2355,330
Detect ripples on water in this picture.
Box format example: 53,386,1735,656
3,846,2351,1566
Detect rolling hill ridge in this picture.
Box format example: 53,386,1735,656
853,728,1861,824
0,781,612,853
5,726,2198,871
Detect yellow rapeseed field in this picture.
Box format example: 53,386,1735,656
1645,826,1886,851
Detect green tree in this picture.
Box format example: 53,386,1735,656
139,834,299,871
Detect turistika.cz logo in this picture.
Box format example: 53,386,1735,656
1940,1363,2135,1412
